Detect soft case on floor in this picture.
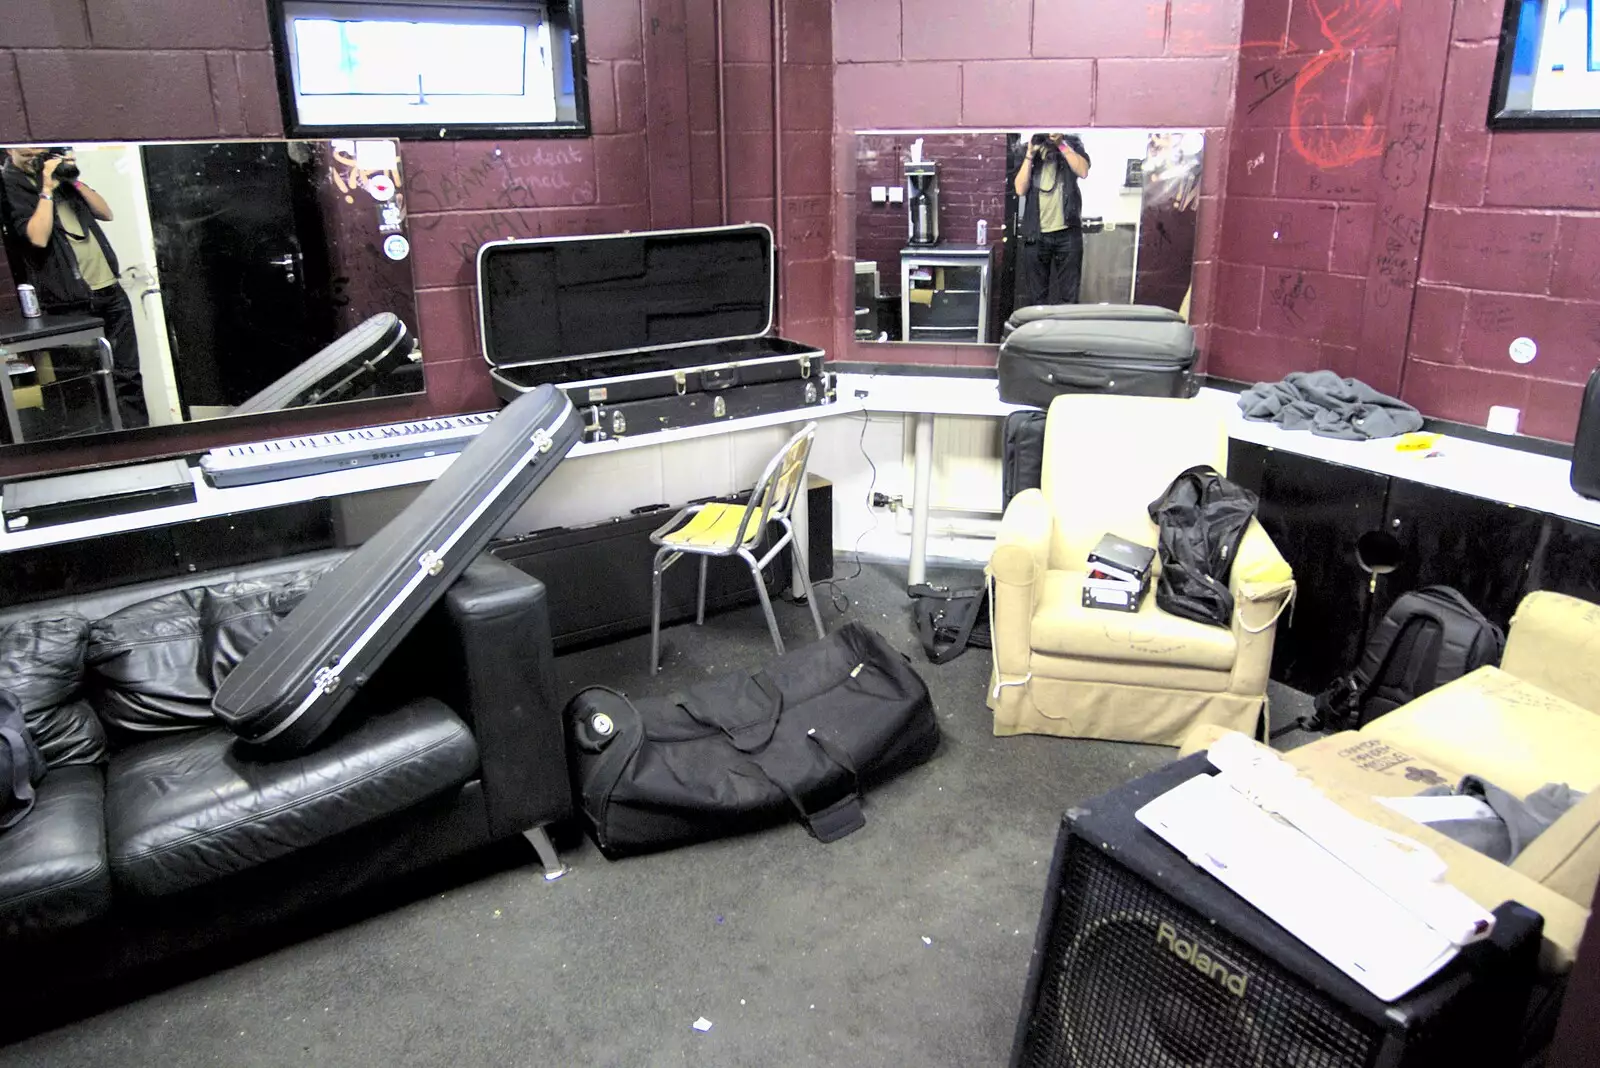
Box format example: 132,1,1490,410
997,316,1196,406
1572,366,1600,500
566,622,938,858
232,313,416,415
213,385,581,753
477,224,832,443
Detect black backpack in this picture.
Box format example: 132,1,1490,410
1310,586,1504,732
1,690,47,830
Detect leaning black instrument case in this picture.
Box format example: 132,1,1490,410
477,224,832,443
997,309,1197,406
566,622,939,858
232,312,417,415
212,384,581,753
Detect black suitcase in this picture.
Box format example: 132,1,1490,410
232,313,417,415
1002,409,1048,508
1572,365,1600,500
477,224,832,443
566,622,939,858
997,316,1197,407
1000,301,1182,341
490,498,791,650
213,384,581,753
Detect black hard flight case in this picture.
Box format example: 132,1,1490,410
476,224,832,443
997,311,1197,407
233,313,417,415
212,384,581,753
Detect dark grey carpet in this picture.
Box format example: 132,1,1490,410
4,562,1315,1067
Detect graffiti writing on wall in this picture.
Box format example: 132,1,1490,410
1289,0,1403,169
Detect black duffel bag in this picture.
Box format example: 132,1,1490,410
566,622,939,858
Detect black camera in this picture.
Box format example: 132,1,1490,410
40,147,79,183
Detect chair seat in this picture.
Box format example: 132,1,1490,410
106,697,479,897
1031,570,1237,671
1361,667,1600,798
656,502,761,551
0,766,112,939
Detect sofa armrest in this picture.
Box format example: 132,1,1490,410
989,489,1053,677
421,554,569,840
1227,519,1295,696
1501,590,1600,716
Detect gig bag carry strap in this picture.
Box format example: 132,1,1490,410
749,728,866,843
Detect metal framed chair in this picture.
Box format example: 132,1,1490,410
648,422,827,673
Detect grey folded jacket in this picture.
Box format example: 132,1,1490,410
1238,370,1424,440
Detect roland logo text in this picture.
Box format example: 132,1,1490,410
1156,922,1249,998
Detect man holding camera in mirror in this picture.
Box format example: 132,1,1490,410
1,146,148,428
1013,131,1090,310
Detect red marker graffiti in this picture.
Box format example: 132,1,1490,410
1289,0,1402,169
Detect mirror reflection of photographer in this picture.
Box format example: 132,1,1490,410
1013,132,1091,309
1,146,148,428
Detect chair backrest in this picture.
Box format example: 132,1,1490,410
1039,394,1229,570
732,422,817,546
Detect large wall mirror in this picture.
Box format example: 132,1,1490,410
0,138,422,448
853,129,1205,345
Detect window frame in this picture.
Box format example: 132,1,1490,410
1489,0,1600,129
267,0,590,141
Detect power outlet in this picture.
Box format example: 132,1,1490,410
871,492,905,511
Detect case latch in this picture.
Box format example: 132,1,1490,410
804,380,818,404
612,410,627,435
418,549,446,576
800,354,811,377
584,405,608,442
713,396,727,418
312,665,342,696
673,371,687,396
531,428,555,453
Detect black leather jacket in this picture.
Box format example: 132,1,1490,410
0,160,120,308
1018,135,1090,239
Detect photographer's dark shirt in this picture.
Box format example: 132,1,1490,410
1019,136,1090,239
0,161,120,308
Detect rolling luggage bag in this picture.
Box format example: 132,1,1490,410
477,224,832,443
566,622,939,858
233,313,417,415
1572,366,1600,500
213,384,581,753
1000,301,1182,341
1002,409,1048,508
997,316,1196,407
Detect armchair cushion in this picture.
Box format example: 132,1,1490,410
1500,590,1600,716
106,697,478,897
1031,570,1237,670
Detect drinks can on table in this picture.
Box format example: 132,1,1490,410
17,284,40,318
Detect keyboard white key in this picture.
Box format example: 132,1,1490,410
200,412,497,487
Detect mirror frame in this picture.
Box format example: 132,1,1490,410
266,0,593,141
1488,0,1600,130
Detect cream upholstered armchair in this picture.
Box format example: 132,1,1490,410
987,394,1295,745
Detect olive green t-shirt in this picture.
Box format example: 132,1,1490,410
55,197,116,291
1037,161,1066,234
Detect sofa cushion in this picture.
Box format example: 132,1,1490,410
0,616,109,767
106,697,479,897
1362,667,1600,798
1031,570,1237,670
0,766,111,939
200,571,325,688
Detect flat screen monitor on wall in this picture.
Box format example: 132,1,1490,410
1490,0,1600,127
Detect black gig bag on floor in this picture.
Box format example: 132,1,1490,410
909,583,990,664
1002,409,1048,508
997,313,1196,407
213,385,581,754
1310,586,1505,732
1147,465,1260,628
566,622,938,858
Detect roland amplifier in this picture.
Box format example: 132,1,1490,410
1011,754,1542,1068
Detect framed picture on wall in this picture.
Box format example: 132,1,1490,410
1489,0,1600,127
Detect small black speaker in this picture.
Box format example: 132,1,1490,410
1571,366,1600,501
1011,754,1543,1068
806,474,834,582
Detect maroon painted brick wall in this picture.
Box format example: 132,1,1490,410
832,0,1240,368
0,0,831,476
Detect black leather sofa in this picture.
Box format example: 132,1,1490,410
0,548,569,1016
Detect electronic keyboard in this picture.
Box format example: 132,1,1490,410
200,412,496,488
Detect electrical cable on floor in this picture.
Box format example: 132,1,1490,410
811,411,878,615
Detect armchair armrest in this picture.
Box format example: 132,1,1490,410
1501,590,1600,716
1227,519,1295,696
414,554,569,840
989,489,1053,677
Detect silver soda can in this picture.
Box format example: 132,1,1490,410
17,284,40,318
976,219,988,245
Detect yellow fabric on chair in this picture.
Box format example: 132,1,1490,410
659,502,761,550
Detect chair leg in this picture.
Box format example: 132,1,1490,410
750,559,786,656
791,539,826,640
696,555,708,625
650,548,671,675
523,826,569,881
